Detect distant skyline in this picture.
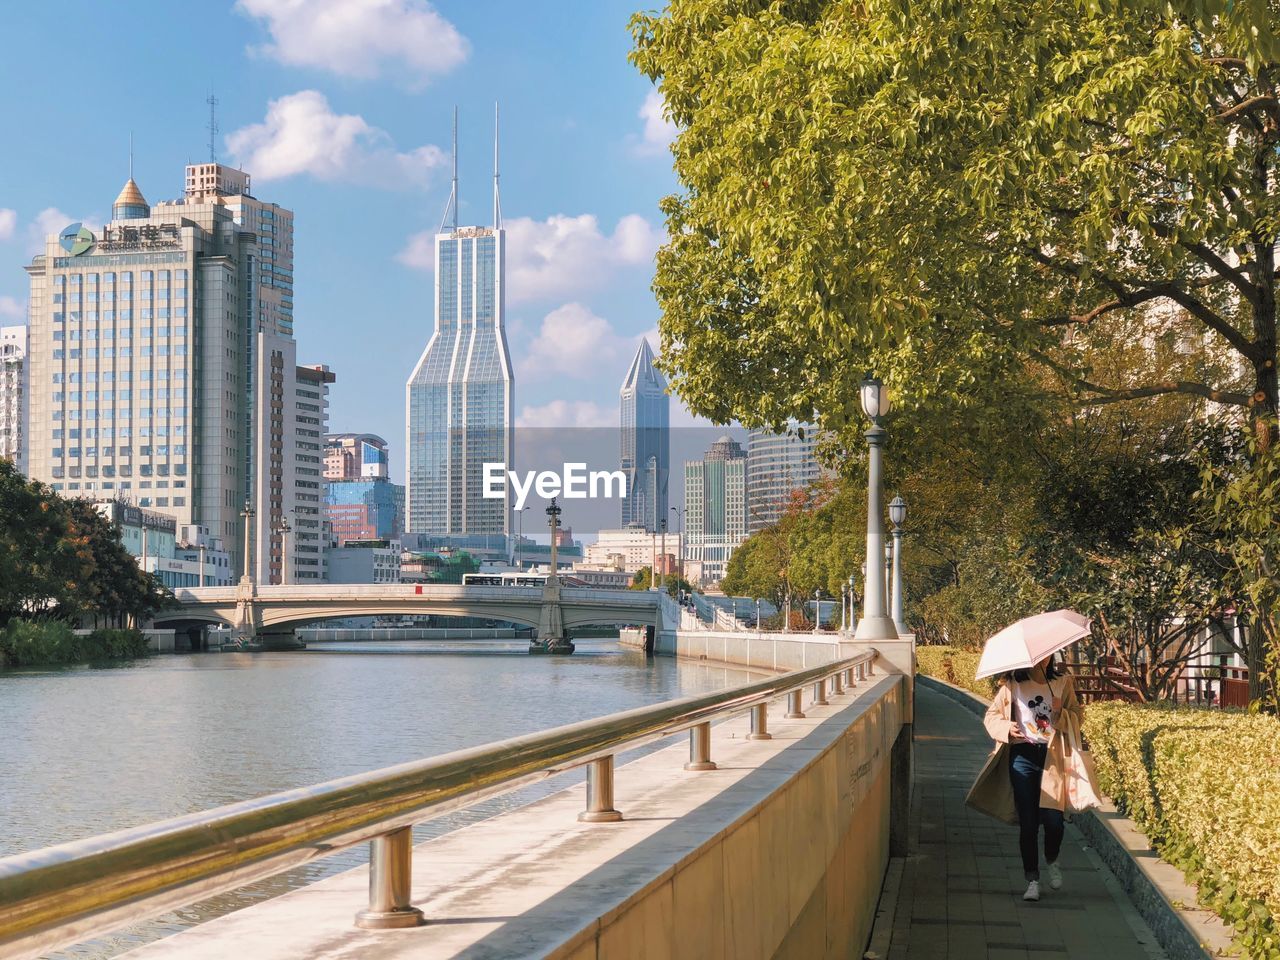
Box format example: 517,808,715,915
0,1,717,479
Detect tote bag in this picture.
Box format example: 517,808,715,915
1060,707,1102,815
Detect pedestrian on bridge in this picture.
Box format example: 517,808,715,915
965,610,1101,903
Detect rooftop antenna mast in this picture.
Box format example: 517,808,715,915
493,101,502,229
439,106,459,233
207,93,219,163
128,131,134,180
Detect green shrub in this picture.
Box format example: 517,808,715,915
85,628,150,659
1084,702,1280,959
915,644,996,699
0,620,149,668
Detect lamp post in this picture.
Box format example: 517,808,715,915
515,507,527,570
546,498,562,580
853,376,899,641
889,495,907,635
884,544,893,611
670,506,684,581
813,588,821,635
848,574,857,634
755,597,762,633
198,542,207,587
274,514,292,585
240,499,255,585
658,517,667,593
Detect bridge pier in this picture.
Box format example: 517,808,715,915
256,629,306,651
529,576,575,655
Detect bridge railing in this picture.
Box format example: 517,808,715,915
0,650,879,959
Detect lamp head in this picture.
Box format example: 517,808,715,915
889,495,906,527
859,376,892,423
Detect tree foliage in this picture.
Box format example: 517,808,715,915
0,459,170,627
631,0,1280,445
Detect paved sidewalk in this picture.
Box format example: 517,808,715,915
877,686,1166,960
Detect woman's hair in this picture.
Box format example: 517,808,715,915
1005,657,1060,683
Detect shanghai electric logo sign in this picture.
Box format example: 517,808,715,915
59,223,95,256
484,463,626,510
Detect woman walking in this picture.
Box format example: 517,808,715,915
967,655,1085,901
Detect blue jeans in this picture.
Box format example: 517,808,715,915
1009,742,1064,881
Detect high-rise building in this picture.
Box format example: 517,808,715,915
619,338,669,531
684,435,747,584
323,432,406,544
0,325,27,473
24,161,325,579
406,114,513,536
746,422,826,532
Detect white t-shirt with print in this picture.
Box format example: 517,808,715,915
1012,679,1055,744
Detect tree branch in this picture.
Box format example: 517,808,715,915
1216,94,1280,124
1073,378,1250,408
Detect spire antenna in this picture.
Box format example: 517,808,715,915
439,106,459,233
207,93,219,163
493,101,502,229
129,132,134,180
452,105,459,231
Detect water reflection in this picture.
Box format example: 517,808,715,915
0,640,759,958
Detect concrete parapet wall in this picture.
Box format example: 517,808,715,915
124,675,907,960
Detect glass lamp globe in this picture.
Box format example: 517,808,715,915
859,377,892,421
889,496,906,527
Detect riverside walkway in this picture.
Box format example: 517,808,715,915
873,685,1165,960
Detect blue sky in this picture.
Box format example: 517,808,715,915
0,0,708,479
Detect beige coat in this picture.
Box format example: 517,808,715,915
964,674,1085,825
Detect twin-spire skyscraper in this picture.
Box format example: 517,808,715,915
405,107,514,536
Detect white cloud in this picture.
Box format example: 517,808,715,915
503,214,663,303
0,296,24,320
516,399,614,429
395,229,435,269
236,0,468,85
0,209,16,242
227,90,446,188
635,88,678,155
26,208,100,257
519,303,632,380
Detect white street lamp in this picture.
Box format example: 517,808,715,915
889,495,907,635
853,376,898,640
848,573,856,633
813,588,821,634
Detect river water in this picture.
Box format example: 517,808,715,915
0,639,758,957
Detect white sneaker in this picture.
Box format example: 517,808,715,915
1046,862,1062,890
1023,880,1041,901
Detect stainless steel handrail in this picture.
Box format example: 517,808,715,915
0,650,879,959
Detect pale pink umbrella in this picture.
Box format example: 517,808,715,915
974,609,1092,680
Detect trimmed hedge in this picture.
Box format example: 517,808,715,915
1084,701,1280,960
914,644,996,699
0,620,150,668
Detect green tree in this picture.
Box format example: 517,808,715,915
631,0,1279,445
0,459,169,627
629,566,696,597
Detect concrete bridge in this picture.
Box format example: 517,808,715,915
154,582,669,653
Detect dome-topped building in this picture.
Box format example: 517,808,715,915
112,178,149,220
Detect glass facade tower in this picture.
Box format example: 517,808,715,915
406,226,513,535
619,338,669,531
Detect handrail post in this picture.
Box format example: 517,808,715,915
812,678,829,706
748,703,772,740
830,671,844,695
579,756,623,822
355,827,425,929
784,689,805,719
685,721,717,770
844,667,854,687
